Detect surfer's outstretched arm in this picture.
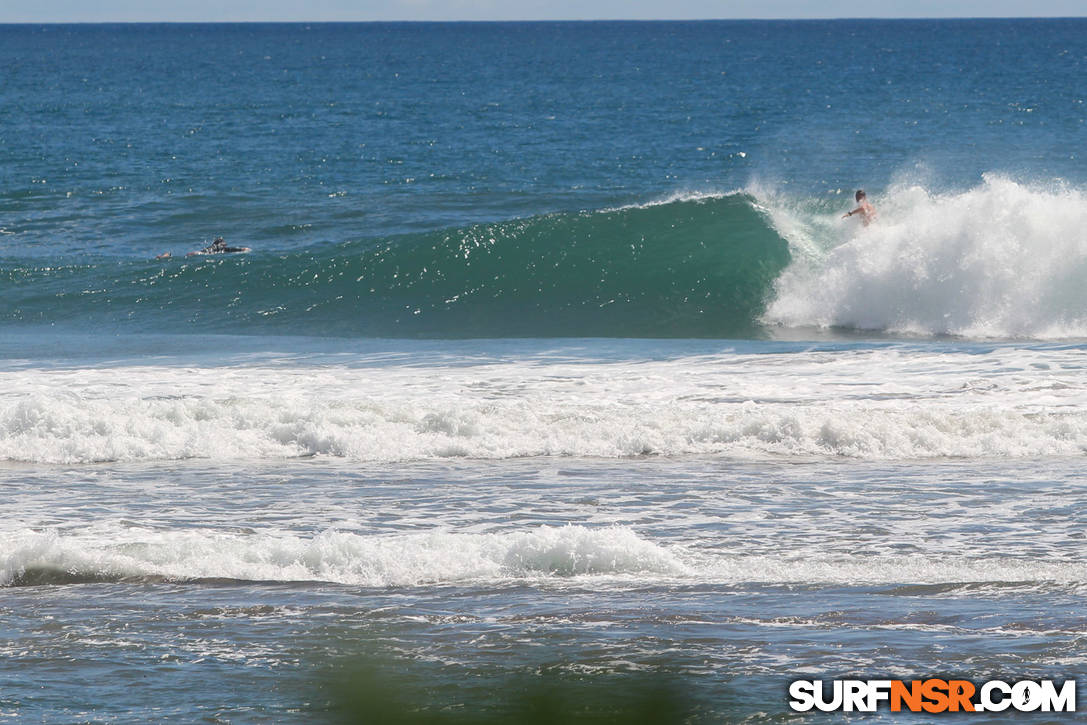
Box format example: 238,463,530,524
843,190,876,225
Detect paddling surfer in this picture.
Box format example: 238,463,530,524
157,237,251,259
188,237,249,255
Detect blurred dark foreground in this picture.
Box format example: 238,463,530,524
326,656,699,725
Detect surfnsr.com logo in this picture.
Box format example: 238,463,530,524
789,679,1076,713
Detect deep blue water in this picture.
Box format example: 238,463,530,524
2,20,1085,251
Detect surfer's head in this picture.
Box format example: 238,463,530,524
855,190,866,201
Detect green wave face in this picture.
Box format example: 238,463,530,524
3,195,791,338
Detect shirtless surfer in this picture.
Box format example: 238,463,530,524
843,189,876,226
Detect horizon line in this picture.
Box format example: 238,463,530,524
2,16,1085,24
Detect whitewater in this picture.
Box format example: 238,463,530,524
765,175,1087,339
4,338,1087,464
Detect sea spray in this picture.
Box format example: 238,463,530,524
765,176,1087,338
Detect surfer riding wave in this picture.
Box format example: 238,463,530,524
843,189,877,226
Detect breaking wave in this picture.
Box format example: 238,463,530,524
766,175,1087,339
4,525,1083,592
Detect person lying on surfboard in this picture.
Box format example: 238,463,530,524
157,237,251,259
843,189,877,226
188,237,250,255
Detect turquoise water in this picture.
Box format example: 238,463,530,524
3,20,1087,722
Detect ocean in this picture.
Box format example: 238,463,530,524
2,19,1086,722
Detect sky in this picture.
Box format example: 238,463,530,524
2,0,1085,23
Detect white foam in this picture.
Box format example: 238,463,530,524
3,525,1082,590
4,344,1087,463
764,176,1087,338
698,553,1087,588
0,525,688,588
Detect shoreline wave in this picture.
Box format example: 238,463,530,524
4,525,1082,591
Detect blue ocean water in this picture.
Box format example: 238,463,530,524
3,20,1087,722
3,20,1087,338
